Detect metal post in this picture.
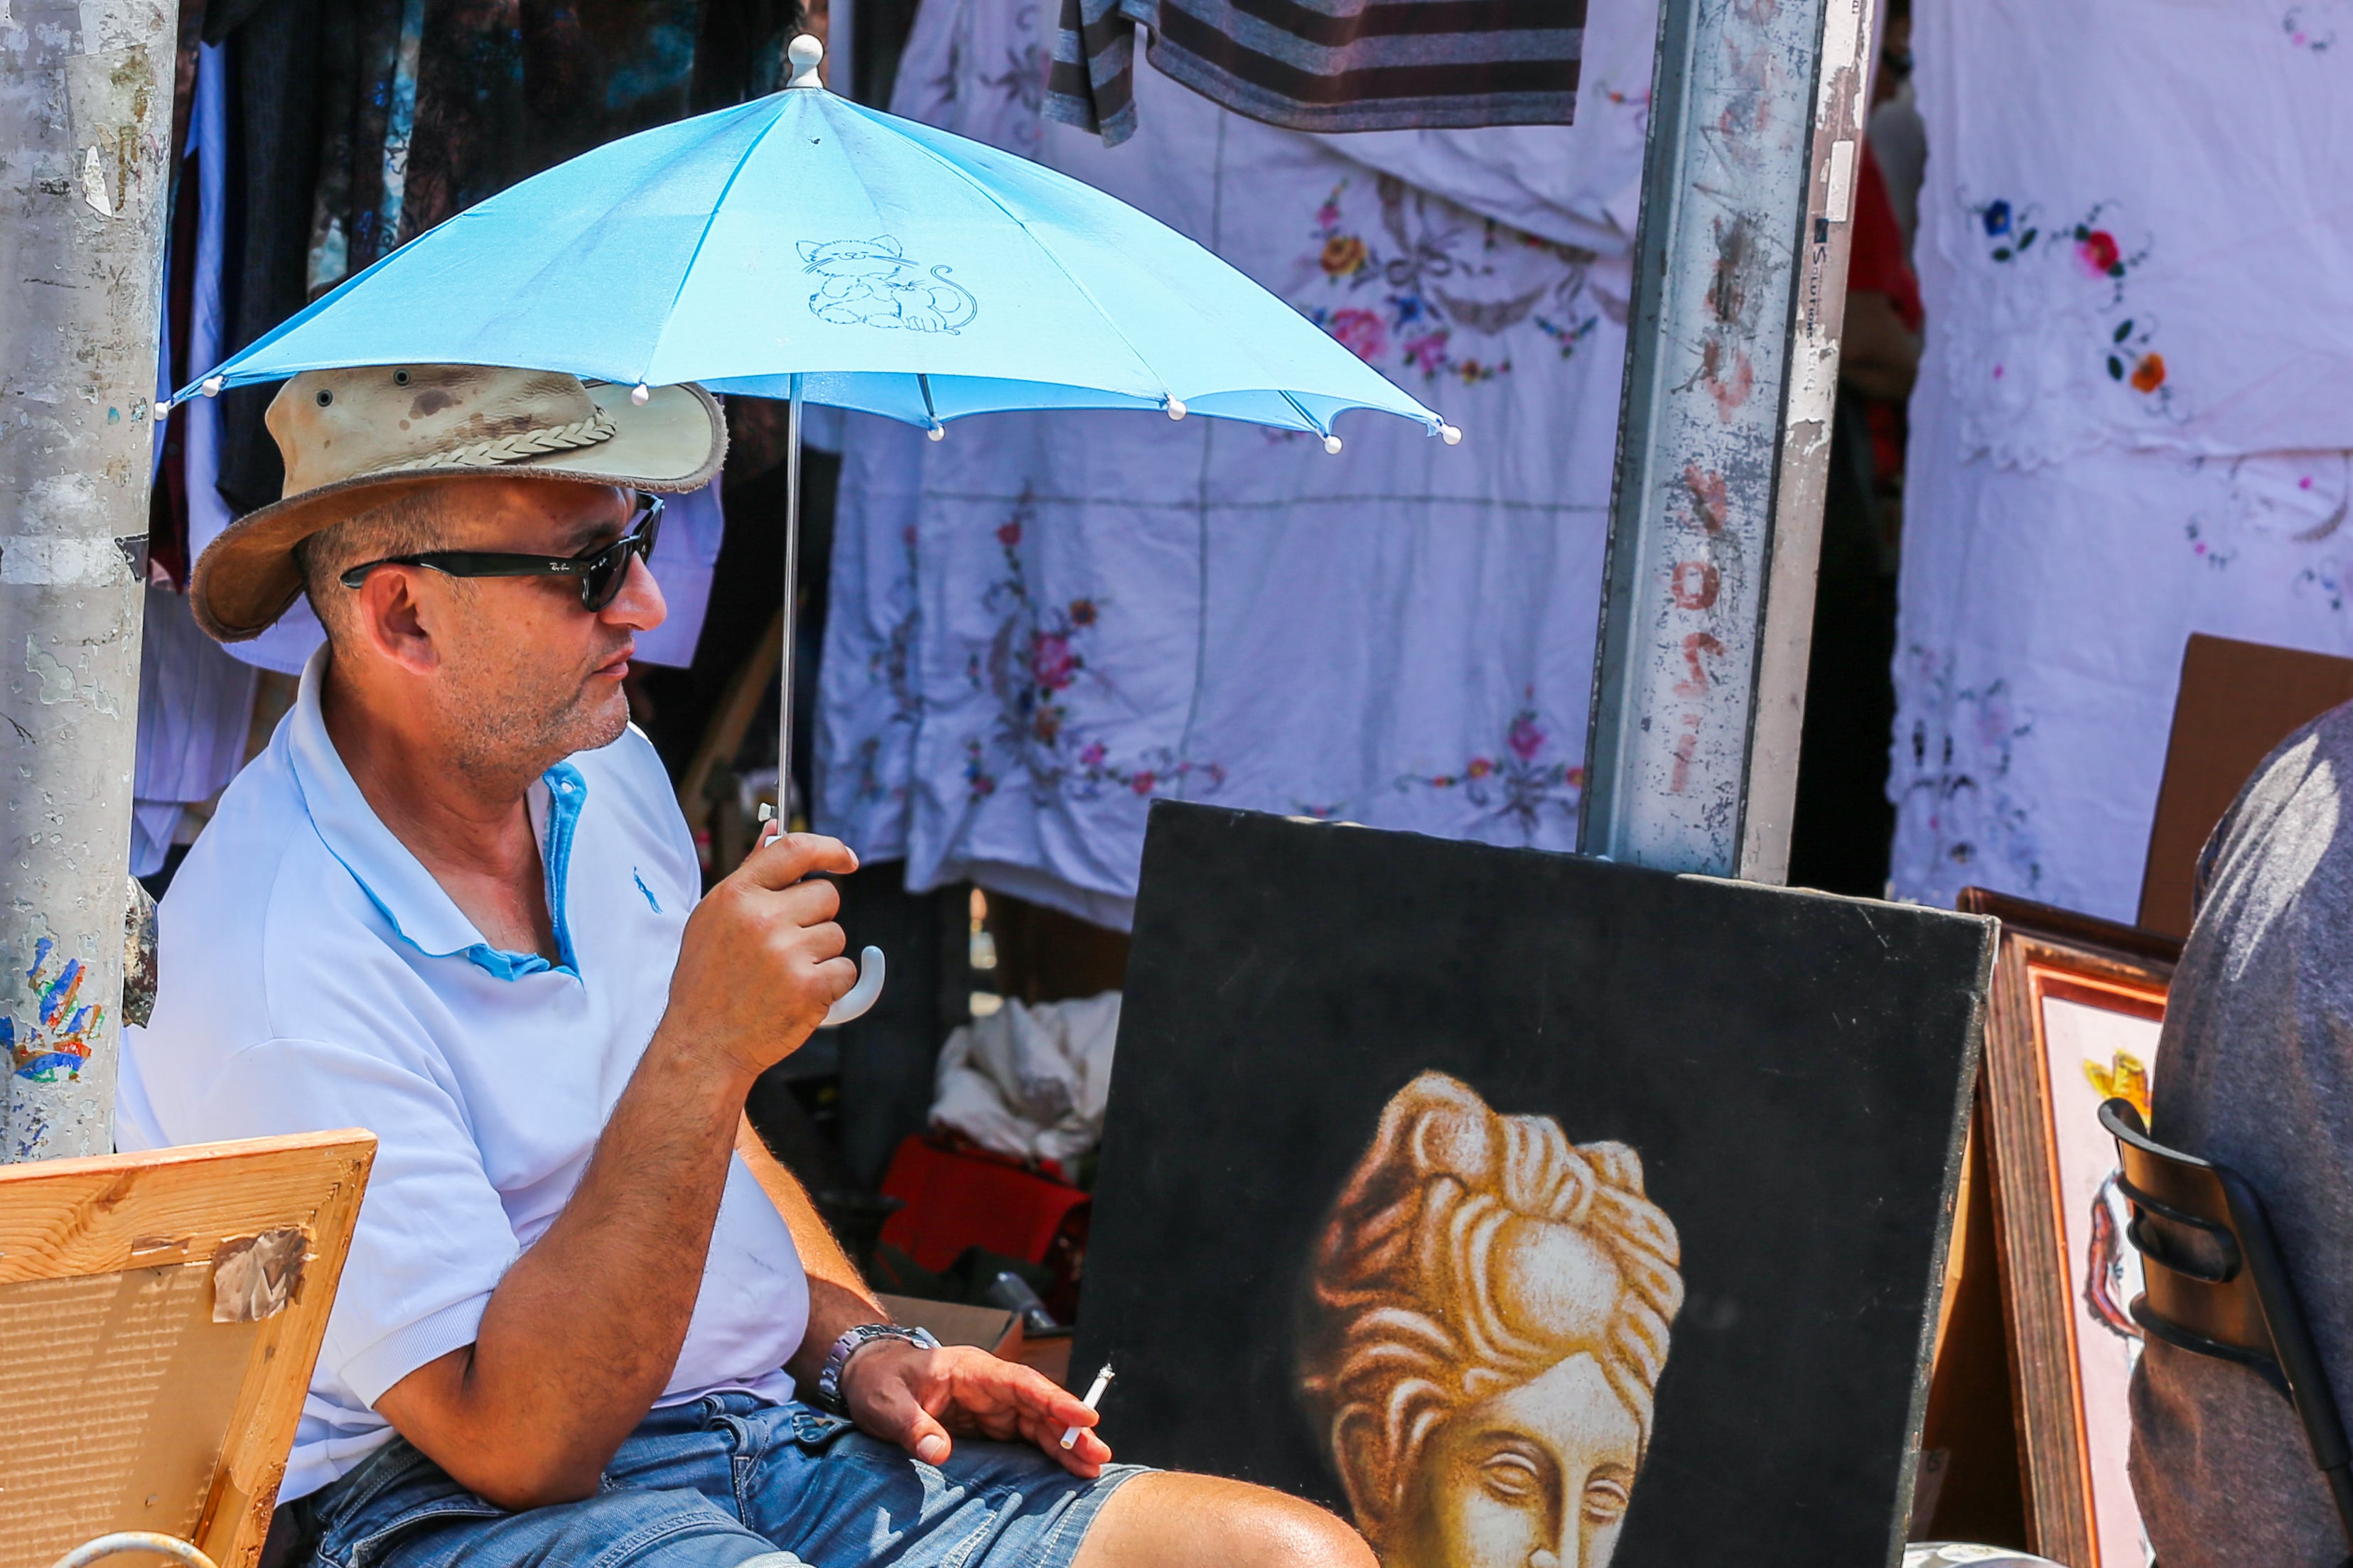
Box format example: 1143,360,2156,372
0,0,173,1159
1581,0,1876,882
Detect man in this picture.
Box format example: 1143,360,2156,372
2128,703,2353,1567
123,364,1372,1568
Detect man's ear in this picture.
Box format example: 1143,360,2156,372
352,565,443,676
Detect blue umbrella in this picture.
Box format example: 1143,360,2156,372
173,36,1462,1021
178,36,1452,444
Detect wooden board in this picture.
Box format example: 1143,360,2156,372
2137,633,2353,939
0,1131,375,1568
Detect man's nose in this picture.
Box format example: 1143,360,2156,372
605,551,667,633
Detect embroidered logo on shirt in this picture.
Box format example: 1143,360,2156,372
633,870,662,914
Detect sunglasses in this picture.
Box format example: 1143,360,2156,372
339,492,665,612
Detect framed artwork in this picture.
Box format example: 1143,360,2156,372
1076,803,1998,1568
1961,888,2180,1568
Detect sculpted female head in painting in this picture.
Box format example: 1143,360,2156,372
1298,1072,1683,1568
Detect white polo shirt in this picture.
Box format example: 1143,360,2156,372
118,647,808,1503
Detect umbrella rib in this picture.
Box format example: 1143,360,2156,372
642,104,799,382
854,107,1174,400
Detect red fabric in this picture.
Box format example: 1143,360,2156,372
878,1136,1092,1272
1847,142,1922,333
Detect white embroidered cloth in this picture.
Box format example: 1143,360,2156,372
1889,362,2353,918
1917,0,2353,471
1890,0,2353,917
813,0,1653,925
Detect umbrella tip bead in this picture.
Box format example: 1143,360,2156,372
927,423,946,442
1323,434,1343,455
630,382,652,406
154,396,172,416
1163,397,1186,421
1438,423,1462,445
788,34,825,87
201,376,224,397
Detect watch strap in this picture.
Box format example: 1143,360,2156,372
814,1323,941,1412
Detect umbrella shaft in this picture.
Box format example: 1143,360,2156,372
779,379,802,828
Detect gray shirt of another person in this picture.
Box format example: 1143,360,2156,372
2131,701,2353,1567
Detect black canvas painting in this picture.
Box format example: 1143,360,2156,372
1072,804,1996,1568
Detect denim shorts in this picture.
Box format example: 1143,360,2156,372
303,1395,1153,1568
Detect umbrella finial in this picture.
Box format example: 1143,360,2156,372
787,33,825,89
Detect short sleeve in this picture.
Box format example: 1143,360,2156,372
190,1036,519,1406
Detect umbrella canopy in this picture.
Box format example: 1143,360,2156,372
176,38,1453,445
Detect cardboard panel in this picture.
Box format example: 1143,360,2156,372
1075,804,1995,1568
2138,633,2353,938
0,1132,375,1568
0,1268,259,1567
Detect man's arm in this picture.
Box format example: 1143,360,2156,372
373,833,858,1510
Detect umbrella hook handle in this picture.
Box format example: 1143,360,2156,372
822,946,886,1028
753,801,885,1027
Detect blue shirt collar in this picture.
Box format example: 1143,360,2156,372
284,644,586,982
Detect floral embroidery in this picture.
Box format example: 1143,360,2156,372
1892,650,2043,894
1301,175,1600,386
2285,5,2340,50
1396,698,1583,840
2297,557,2352,612
975,4,1047,153
961,494,1224,805
2180,451,2353,593
1968,195,2177,418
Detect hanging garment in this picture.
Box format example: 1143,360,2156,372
1888,0,2353,919
1915,0,2353,471
183,43,235,593
632,479,729,669
149,38,233,589
818,0,1649,927
1045,0,1585,146
1888,345,2353,918
215,0,326,517
133,585,260,876
304,0,797,294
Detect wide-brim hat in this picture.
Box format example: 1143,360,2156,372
189,363,726,642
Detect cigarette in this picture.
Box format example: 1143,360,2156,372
1059,1361,1116,1450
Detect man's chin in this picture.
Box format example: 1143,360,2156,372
576,686,636,752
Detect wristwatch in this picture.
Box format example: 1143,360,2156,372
814,1323,942,1413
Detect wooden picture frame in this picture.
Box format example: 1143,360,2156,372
0,1130,375,1568
1961,888,2180,1568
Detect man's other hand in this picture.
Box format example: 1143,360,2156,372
844,1340,1112,1476
664,830,860,1086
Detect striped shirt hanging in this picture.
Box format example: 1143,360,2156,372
1045,0,1588,145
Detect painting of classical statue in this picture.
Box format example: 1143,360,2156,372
1296,1072,1682,1568
1074,803,1994,1565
